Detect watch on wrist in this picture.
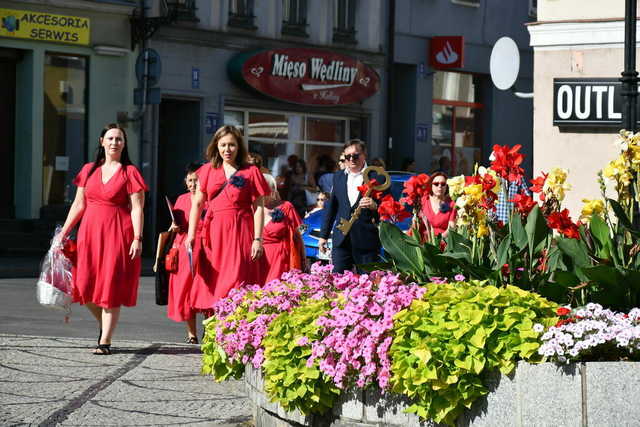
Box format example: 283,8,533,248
254,237,262,242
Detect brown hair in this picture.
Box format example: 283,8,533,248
87,123,133,180
342,138,367,153
428,172,449,196
205,125,247,168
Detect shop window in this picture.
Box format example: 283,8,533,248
248,112,302,140
306,117,345,143
282,0,308,37
333,0,357,44
229,0,256,29
431,71,483,177
43,53,87,206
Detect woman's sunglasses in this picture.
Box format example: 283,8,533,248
432,182,447,187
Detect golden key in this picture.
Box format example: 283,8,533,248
337,166,391,236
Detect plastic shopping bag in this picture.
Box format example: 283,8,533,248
37,226,73,320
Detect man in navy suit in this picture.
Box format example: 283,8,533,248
318,139,387,273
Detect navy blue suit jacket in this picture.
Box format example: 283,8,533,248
319,169,388,250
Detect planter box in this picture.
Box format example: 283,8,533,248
244,362,640,426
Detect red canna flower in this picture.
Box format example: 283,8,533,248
529,173,548,202
556,307,571,316
547,209,580,239
402,174,430,206
490,144,525,183
511,193,537,217
378,195,411,223
357,178,383,200
501,263,510,276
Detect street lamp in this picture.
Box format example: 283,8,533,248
621,0,638,133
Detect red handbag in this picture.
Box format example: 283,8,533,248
165,247,179,272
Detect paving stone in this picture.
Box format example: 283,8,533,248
585,362,640,427
0,334,252,426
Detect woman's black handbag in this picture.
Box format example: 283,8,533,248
153,231,176,305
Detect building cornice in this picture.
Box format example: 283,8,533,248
528,19,638,49
153,25,387,67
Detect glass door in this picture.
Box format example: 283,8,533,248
43,53,87,206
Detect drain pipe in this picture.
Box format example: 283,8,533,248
385,0,395,168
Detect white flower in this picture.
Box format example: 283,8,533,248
533,323,544,333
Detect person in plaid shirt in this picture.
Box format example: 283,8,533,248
496,176,530,224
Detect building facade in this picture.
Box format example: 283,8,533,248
0,0,138,223
142,0,388,233
390,0,535,176
528,0,636,215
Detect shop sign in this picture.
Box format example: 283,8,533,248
552,78,639,127
0,8,90,46
228,48,380,106
429,36,464,69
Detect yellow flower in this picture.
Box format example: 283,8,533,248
543,167,572,201
464,184,483,199
447,175,466,199
580,199,605,223
477,223,489,237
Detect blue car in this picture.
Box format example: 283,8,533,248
301,171,414,261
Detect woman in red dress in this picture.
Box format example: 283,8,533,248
60,124,147,355
259,175,305,284
419,172,457,237
185,126,270,309
167,163,204,343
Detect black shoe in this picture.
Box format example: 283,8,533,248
93,344,112,355
186,336,199,345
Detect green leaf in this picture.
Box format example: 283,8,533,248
379,222,425,278
495,235,512,268
589,213,613,260
556,236,591,268
524,205,549,261
510,213,528,251
608,198,640,236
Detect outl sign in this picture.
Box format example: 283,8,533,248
228,48,380,106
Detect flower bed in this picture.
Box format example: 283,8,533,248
202,265,559,425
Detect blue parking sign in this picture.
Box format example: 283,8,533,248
192,67,200,89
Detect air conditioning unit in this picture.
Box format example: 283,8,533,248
528,0,537,19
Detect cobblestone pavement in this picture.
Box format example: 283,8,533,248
0,334,252,426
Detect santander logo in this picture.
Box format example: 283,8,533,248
435,42,459,65
430,36,464,69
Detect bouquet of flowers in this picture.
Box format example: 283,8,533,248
36,226,74,319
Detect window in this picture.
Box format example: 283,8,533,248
282,0,308,37
431,72,483,177
229,0,256,29
333,0,357,44
451,0,480,7
225,108,361,183
528,0,537,19
166,0,199,21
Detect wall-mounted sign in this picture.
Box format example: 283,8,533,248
205,112,219,134
552,78,637,127
192,67,200,89
0,8,90,45
429,36,464,70
416,123,429,142
228,48,380,106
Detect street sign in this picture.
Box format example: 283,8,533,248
205,112,219,134
135,48,161,87
192,67,200,89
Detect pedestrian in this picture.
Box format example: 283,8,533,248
167,163,204,344
371,157,386,169
288,158,309,218
259,174,305,284
418,172,456,238
185,125,270,310
59,123,148,355
318,139,389,273
306,192,329,217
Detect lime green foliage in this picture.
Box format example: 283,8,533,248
389,282,558,425
201,315,245,381
261,298,341,415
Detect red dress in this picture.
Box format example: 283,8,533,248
167,193,204,322
191,164,270,309
72,163,148,308
420,197,457,236
260,201,302,284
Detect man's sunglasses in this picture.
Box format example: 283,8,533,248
344,153,360,161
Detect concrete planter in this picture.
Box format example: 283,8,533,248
244,361,640,426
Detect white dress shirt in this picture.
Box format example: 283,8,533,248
346,164,367,207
